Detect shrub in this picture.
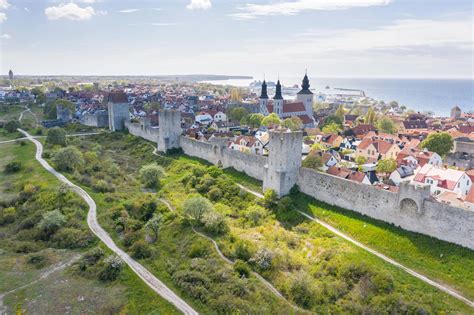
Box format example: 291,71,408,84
207,187,223,201
52,227,93,249
52,146,84,172
234,240,253,261
262,189,278,209
202,211,228,234
46,127,67,146
83,246,105,265
183,196,213,223
243,205,268,226
189,242,210,258
4,120,20,133
0,207,16,225
130,240,152,259
37,210,66,235
92,179,114,193
233,260,251,278
27,253,48,268
288,271,317,308
207,166,223,178
139,164,165,188
98,255,123,282
4,161,22,173
250,248,274,271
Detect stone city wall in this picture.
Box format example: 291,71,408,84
125,121,160,143
297,167,474,249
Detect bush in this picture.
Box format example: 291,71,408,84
4,161,22,173
250,248,274,271
183,196,213,223
130,240,152,259
207,187,223,201
0,207,16,225
243,205,268,226
4,120,20,133
52,146,84,172
46,127,67,146
262,189,278,209
207,166,223,178
52,227,93,249
37,210,66,235
189,242,210,258
27,253,48,268
202,211,228,234
288,271,317,308
139,164,165,188
98,255,123,282
92,179,114,193
233,260,251,277
234,240,253,261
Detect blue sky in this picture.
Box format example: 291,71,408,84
0,0,472,78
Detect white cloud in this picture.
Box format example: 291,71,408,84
0,0,10,10
187,0,212,10
45,3,97,21
151,23,178,26
118,8,139,13
230,0,391,20
0,33,11,39
24,7,30,13
0,12,6,23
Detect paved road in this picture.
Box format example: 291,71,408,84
235,184,474,308
18,129,198,315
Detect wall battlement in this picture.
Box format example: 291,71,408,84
125,110,474,249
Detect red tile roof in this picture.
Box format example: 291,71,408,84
283,102,306,113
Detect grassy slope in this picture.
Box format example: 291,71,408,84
0,141,179,314
228,166,474,301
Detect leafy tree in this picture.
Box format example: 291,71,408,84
38,210,66,234
289,271,317,308
420,132,454,157
389,101,399,108
282,116,303,131
262,189,278,208
46,127,67,146
229,107,248,122
130,240,152,259
98,255,123,281
364,107,377,124
31,87,46,104
322,115,343,128
302,154,323,170
145,213,162,243
202,211,228,234
183,196,213,223
144,102,161,112
376,159,397,178
139,164,165,188
4,120,20,133
261,113,281,127
5,161,22,173
250,248,274,271
322,122,342,134
233,260,251,277
243,205,269,226
377,117,397,134
311,142,326,152
52,146,84,172
355,156,368,165
243,113,264,128
230,88,242,102
335,105,345,121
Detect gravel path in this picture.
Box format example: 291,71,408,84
235,183,474,308
18,129,198,315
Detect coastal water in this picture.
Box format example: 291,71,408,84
203,77,473,117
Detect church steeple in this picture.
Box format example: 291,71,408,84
274,80,283,100
297,71,312,95
260,80,269,99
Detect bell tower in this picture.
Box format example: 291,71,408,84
259,80,269,115
273,80,284,117
296,71,314,116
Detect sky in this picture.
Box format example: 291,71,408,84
0,0,473,79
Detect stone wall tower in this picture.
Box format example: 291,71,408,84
107,92,130,131
263,129,303,197
157,109,182,153
273,80,284,117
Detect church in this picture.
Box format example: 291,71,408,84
259,73,315,128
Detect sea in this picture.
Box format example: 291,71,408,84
201,77,473,117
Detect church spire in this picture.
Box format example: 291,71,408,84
274,80,283,100
297,71,312,95
260,79,269,99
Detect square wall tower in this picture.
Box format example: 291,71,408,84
263,129,303,197
157,109,182,153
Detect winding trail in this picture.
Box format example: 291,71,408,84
19,106,39,125
235,184,474,308
0,132,102,145
156,198,306,313
17,129,198,315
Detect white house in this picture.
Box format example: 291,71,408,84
389,165,415,186
213,111,227,122
412,164,472,198
195,113,213,125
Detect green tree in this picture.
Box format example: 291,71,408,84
302,154,323,170
183,196,213,223
322,115,343,128
262,189,278,208
139,164,165,188
52,146,84,172
376,159,397,178
38,210,66,234
46,127,67,146
243,205,269,226
420,132,454,157
364,107,377,124
322,122,342,134
261,113,281,127
355,156,368,165
243,113,264,128
282,116,303,131
4,120,20,133
377,117,397,134
145,213,162,243
229,107,248,122
144,102,161,112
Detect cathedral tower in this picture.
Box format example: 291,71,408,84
296,72,313,116
273,80,283,117
259,80,269,115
